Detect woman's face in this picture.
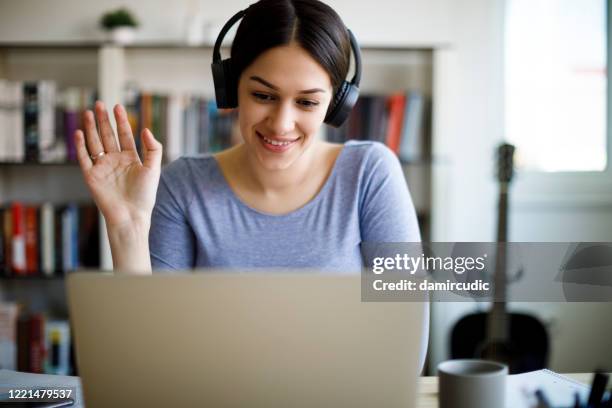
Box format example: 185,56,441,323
237,43,333,171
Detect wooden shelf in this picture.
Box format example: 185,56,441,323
0,161,79,167
1,274,66,281
0,41,449,52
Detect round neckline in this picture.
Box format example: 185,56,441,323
211,144,347,218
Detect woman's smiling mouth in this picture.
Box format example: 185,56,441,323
256,131,300,152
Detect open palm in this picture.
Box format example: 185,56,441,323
74,102,162,230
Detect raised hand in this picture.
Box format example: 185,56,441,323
74,101,163,231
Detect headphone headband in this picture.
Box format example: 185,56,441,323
211,7,361,127
346,29,361,88
212,9,246,62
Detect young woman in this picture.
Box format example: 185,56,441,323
76,0,427,373
75,0,422,274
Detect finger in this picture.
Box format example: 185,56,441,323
141,128,163,170
113,104,137,152
83,110,105,156
95,101,120,153
74,130,93,171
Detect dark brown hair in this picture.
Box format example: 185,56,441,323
230,0,351,95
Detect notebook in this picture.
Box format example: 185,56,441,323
507,369,592,407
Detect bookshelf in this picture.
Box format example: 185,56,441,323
0,41,439,293
0,40,447,376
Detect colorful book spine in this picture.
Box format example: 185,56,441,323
24,206,38,275
399,91,425,162
10,202,26,275
2,207,12,276
0,207,5,276
78,205,99,268
28,313,45,374
61,205,75,272
37,81,57,161
0,81,24,161
0,302,18,370
385,93,407,154
44,320,71,375
63,88,81,162
166,93,184,162
40,203,55,277
23,82,40,162
0,80,7,162
16,313,30,371
54,205,64,275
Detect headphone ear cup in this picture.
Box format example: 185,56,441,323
324,81,359,128
211,58,238,109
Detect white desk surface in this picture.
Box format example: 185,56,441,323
0,369,596,408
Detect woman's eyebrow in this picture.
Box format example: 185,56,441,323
249,76,326,94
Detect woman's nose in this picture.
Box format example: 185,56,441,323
267,102,295,135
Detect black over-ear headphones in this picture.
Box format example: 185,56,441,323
211,8,362,128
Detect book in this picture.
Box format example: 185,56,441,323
61,205,78,273
53,204,65,275
77,205,99,268
40,202,55,277
44,320,71,375
199,99,211,153
0,80,7,162
16,313,30,372
6,81,24,162
0,303,18,370
37,81,57,162
28,313,45,374
367,95,389,143
0,207,5,276
23,82,40,162
24,206,38,275
349,96,369,140
398,91,425,162
10,202,26,275
166,93,185,162
385,93,407,153
2,208,11,277
124,85,141,150
62,87,81,163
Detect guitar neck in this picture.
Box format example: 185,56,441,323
487,184,509,342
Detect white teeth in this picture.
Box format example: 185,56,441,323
262,135,296,146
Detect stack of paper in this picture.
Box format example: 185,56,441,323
506,369,591,407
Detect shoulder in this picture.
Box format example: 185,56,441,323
157,154,220,209
161,153,224,184
340,140,401,175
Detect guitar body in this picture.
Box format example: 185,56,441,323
451,312,549,373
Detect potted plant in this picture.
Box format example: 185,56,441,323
100,8,139,44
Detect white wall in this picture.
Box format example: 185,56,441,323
1,0,610,373
0,0,451,46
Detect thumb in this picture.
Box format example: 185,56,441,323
141,128,163,169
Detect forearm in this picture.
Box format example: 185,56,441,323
107,221,153,275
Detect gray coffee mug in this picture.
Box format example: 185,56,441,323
438,359,508,408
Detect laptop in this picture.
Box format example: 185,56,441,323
67,271,427,408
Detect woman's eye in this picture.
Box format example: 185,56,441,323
252,92,275,102
298,100,319,108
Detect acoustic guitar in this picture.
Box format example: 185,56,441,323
450,143,549,374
